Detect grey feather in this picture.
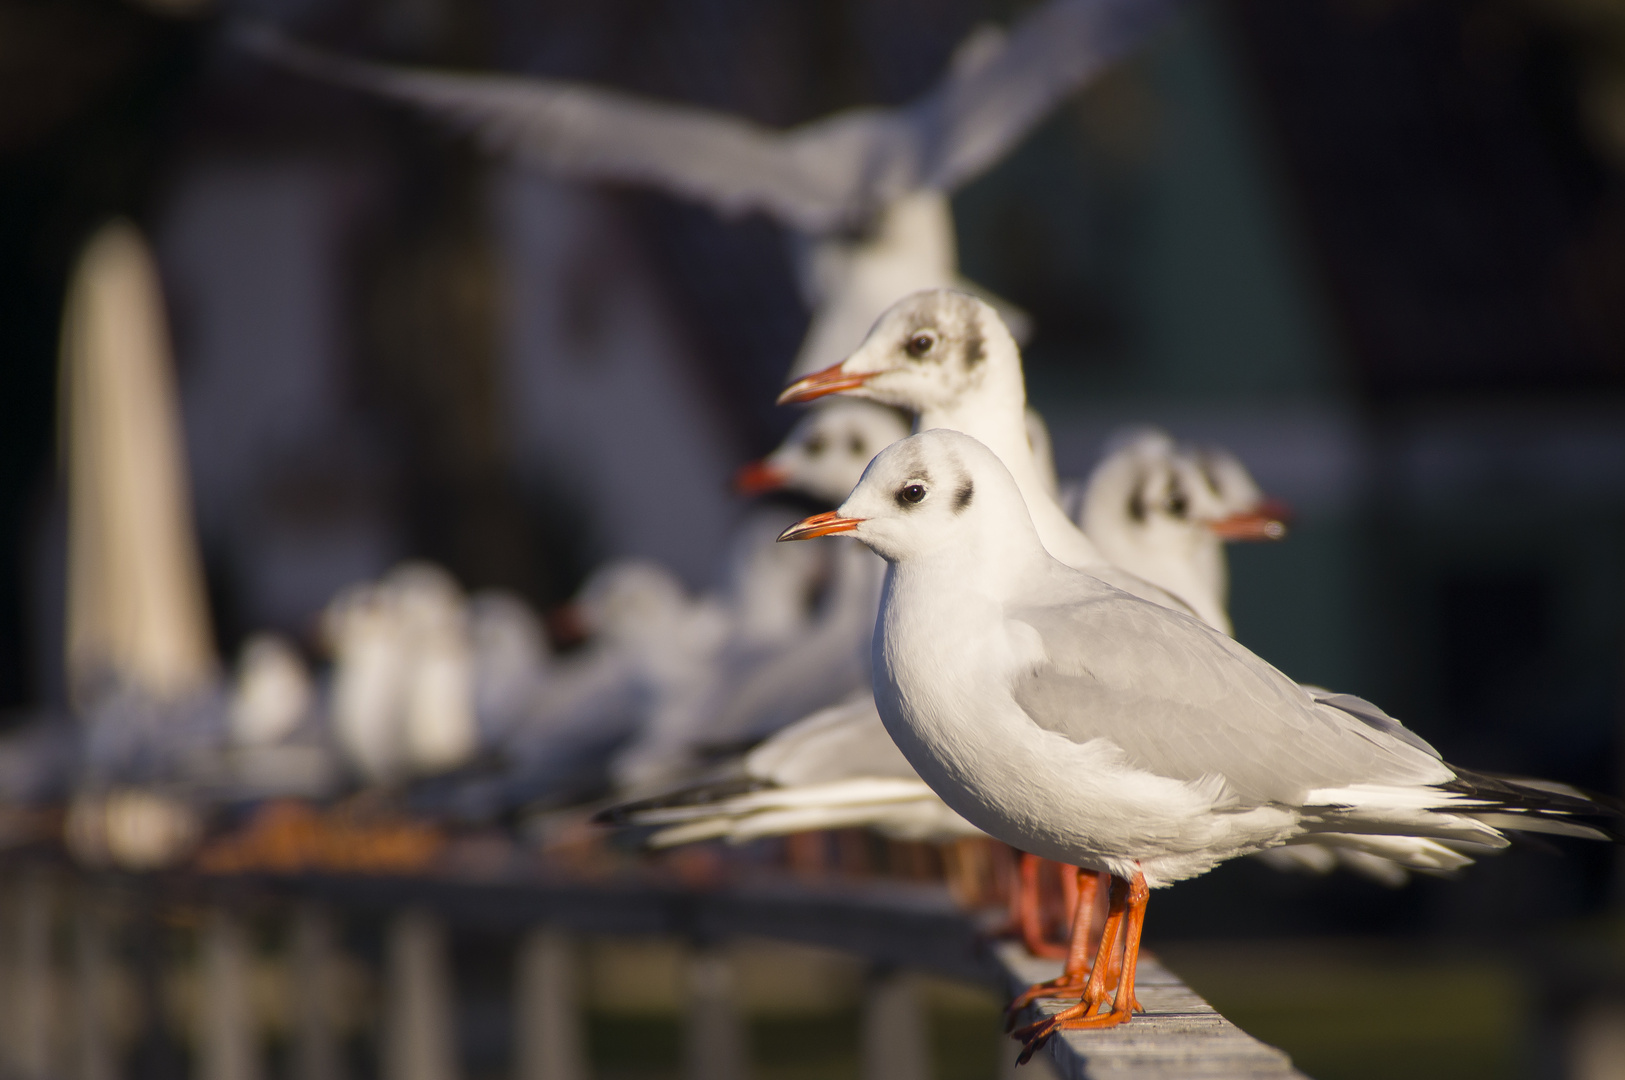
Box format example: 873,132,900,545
235,0,1177,233
1008,587,1453,806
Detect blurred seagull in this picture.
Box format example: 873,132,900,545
606,515,838,791
1077,428,1287,637
781,428,1625,1059
483,560,729,811
236,0,1178,376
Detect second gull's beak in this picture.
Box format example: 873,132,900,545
778,510,863,542
733,460,788,496
777,361,874,405
1207,499,1291,541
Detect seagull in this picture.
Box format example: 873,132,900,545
781,289,1475,906
236,0,1178,378
779,290,1204,620
1076,428,1286,639
778,428,1624,1059
605,414,1276,849
734,400,912,505
606,514,844,790
490,559,730,809
600,417,1303,942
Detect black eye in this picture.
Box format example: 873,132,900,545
904,332,936,359
848,436,866,457
1167,488,1189,519
804,435,826,457
898,483,927,505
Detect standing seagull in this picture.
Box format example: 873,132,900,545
1076,428,1286,638
780,429,1623,1060
235,0,1178,376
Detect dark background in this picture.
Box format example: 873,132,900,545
2,1,1623,1076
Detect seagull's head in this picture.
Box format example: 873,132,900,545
778,428,1037,566
736,400,911,505
1082,429,1288,566
777,289,1020,415
1195,447,1291,541
573,559,691,644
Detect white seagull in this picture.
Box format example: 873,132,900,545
1076,427,1286,637
781,290,1480,899
605,414,1289,851
236,0,1178,377
779,290,1200,618
778,428,1623,1058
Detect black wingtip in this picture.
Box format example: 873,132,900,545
1445,767,1625,844
592,778,772,827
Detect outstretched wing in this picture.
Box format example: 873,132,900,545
906,0,1178,194
237,24,877,232
236,0,1178,232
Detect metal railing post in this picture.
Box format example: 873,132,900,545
683,948,748,1080
73,885,114,1080
11,867,55,1080
514,927,587,1080
291,903,345,1080
383,910,461,1080
200,905,263,1080
860,969,928,1080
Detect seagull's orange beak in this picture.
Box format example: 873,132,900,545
778,510,864,542
1207,499,1291,541
733,460,788,496
545,603,591,648
777,361,875,405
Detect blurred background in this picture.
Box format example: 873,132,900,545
2,0,1624,1077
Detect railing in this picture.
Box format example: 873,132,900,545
0,862,1307,1080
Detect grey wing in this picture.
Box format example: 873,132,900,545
238,25,893,233
910,0,1181,194
1309,692,1443,760
1008,592,1453,806
745,693,918,787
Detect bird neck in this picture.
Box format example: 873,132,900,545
917,395,1107,571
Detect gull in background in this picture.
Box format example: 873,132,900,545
780,428,1624,1058
1076,428,1287,638
237,0,1178,377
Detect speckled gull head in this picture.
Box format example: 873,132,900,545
778,428,1040,572
734,399,911,506
777,289,1023,416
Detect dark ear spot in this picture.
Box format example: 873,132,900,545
1167,481,1189,519
963,327,984,367
953,481,974,514
1127,474,1148,523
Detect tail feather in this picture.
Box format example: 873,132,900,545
592,777,767,826
1446,767,1625,844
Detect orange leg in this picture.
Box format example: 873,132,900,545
1004,869,1105,1024
1012,870,1150,1065
1017,853,1069,959
1058,862,1080,929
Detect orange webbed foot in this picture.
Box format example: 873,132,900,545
1013,1002,1132,1065
1003,970,1096,1030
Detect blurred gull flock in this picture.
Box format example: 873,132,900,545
1,1,1624,1079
